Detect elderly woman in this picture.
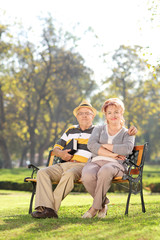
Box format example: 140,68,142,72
81,98,135,218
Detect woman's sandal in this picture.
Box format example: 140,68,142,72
82,208,97,218
97,204,108,218
97,198,110,218
82,211,94,218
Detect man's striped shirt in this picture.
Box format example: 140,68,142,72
54,125,94,163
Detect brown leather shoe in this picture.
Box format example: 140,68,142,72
31,208,58,219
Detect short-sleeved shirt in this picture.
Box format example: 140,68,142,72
54,125,94,163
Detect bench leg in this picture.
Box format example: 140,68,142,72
140,179,146,213
125,181,132,215
29,182,36,214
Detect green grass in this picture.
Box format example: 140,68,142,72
143,165,160,184
0,164,160,185
0,190,160,240
0,168,33,183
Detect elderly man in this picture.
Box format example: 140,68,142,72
31,100,137,219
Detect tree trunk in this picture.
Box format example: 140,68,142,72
0,135,12,168
38,148,45,166
29,129,36,165
0,85,12,168
19,145,29,167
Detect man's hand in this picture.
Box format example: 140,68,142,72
53,147,73,161
60,149,73,161
128,126,137,136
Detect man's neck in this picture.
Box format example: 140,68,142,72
79,124,92,131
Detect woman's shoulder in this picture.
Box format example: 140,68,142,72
122,126,128,132
121,126,135,139
94,124,106,130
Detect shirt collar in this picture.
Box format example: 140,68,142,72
77,124,94,131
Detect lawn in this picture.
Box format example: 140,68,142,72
143,165,160,184
0,168,33,183
0,190,160,240
0,164,160,184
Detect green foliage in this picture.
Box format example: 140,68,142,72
0,16,97,167
101,45,160,161
0,165,160,193
1,14,160,167
0,190,160,240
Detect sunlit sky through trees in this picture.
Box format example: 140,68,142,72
1,0,160,85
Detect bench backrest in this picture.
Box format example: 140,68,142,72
46,150,55,166
46,143,148,171
128,142,148,175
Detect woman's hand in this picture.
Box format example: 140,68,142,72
114,155,126,161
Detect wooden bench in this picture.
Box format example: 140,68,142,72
24,142,148,215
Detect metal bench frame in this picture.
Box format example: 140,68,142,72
24,142,148,215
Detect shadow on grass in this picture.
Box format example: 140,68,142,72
1,201,159,234
0,193,11,195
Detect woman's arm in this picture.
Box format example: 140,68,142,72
88,126,123,158
98,146,117,158
102,144,113,152
102,127,136,154
103,135,135,156
88,126,135,157
87,125,104,155
112,133,135,155
98,146,126,160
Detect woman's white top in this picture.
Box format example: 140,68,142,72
91,126,123,163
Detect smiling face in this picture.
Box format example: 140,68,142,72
76,107,94,130
105,104,123,126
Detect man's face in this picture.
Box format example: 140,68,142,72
76,107,94,127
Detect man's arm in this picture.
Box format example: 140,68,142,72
52,147,72,161
128,126,137,136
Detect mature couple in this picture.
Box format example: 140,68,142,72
31,98,136,219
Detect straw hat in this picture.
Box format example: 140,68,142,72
73,100,97,117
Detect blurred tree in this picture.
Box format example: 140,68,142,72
0,23,13,168
11,16,96,166
139,65,160,161
102,45,149,128
147,0,160,24
101,45,160,161
36,47,96,165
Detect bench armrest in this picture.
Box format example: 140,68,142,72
124,158,142,168
27,164,39,179
28,164,39,171
123,153,142,182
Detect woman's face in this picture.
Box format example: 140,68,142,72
105,105,123,125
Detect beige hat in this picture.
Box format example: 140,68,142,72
73,100,97,117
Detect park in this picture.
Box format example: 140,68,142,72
0,0,160,239
0,163,160,240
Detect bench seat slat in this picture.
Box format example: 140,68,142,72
24,176,131,184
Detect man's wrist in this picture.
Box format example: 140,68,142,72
53,147,63,158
